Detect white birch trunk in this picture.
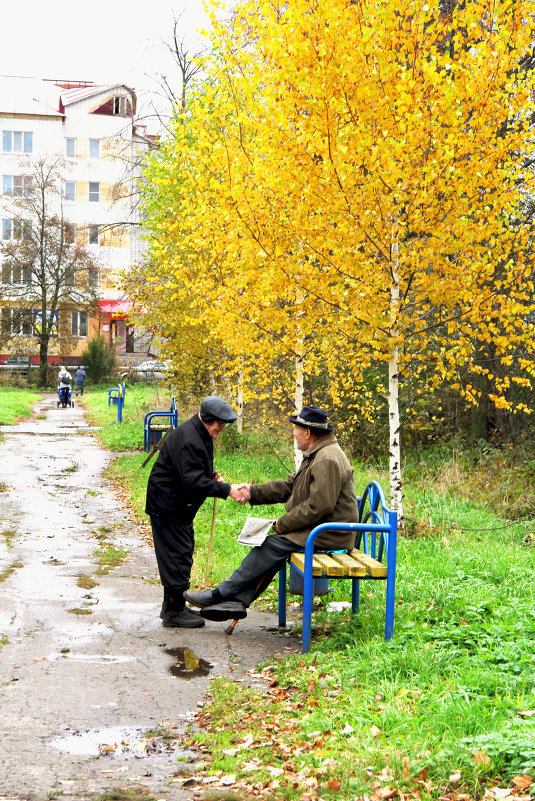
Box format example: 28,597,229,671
236,369,244,434
389,222,404,523
293,281,305,472
294,345,304,471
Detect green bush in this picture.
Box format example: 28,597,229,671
81,337,117,383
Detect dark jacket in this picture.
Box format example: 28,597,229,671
145,414,230,520
249,433,358,549
75,368,86,386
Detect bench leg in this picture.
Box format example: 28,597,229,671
278,565,287,627
385,570,395,641
302,569,314,653
351,578,360,614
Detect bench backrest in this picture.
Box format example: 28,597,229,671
357,480,396,564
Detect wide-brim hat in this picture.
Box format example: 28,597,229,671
200,395,237,423
288,406,334,432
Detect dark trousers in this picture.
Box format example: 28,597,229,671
218,534,296,607
150,515,195,609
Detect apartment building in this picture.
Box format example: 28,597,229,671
0,75,153,366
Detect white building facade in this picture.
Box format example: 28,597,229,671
0,75,152,365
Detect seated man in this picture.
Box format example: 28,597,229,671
184,406,359,621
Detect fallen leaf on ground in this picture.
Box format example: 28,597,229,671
370,725,381,739
512,776,533,792
474,751,493,767
327,779,341,791
449,772,462,784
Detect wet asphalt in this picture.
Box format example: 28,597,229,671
0,394,297,800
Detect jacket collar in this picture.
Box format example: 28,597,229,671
192,413,214,449
303,432,336,459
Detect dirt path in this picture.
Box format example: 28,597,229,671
0,394,296,800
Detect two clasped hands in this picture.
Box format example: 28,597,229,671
214,471,250,505
229,483,251,504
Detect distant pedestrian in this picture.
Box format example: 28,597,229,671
57,366,72,407
75,365,87,396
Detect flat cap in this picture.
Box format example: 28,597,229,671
200,396,237,423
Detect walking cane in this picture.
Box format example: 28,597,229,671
204,497,218,586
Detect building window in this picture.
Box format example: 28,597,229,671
3,176,32,196
88,224,99,245
3,131,33,153
71,310,88,337
113,96,126,115
64,222,76,245
89,138,100,159
65,138,76,157
1,264,32,285
6,219,32,241
1,308,33,336
65,181,76,201
88,182,100,202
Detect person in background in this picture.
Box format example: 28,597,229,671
75,365,87,396
145,396,249,628
57,366,72,407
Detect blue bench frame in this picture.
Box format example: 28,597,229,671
143,398,178,452
108,381,126,406
278,480,398,653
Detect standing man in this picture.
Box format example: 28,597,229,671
184,406,359,622
145,396,246,628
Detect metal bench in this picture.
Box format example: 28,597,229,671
143,398,178,452
278,480,398,652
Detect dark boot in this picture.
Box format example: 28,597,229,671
200,601,247,621
161,588,204,628
162,607,205,628
183,588,223,608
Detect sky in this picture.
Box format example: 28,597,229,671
3,0,233,130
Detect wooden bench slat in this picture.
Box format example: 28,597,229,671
349,549,388,578
330,553,367,577
314,554,345,576
290,553,322,577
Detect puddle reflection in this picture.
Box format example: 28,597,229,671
165,647,213,679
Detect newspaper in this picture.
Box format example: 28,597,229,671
238,516,276,547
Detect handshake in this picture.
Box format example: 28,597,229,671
229,483,251,504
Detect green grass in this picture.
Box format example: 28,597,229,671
76,390,535,799
0,387,42,425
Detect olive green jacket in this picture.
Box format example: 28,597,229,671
249,433,359,549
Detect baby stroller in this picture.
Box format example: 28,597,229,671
57,384,74,408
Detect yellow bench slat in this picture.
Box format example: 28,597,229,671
314,554,345,576
290,552,321,576
330,553,367,577
349,549,388,578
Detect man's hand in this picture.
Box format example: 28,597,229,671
273,520,280,533
229,483,251,504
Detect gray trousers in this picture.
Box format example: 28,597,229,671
218,534,297,607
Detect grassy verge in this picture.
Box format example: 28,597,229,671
0,387,42,425
77,392,535,799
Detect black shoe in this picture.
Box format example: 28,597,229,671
161,607,205,628
183,589,220,608
200,601,247,622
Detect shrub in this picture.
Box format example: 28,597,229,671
81,337,117,384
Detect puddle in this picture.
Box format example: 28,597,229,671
165,647,213,679
49,725,184,758
48,653,136,664
50,726,149,756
